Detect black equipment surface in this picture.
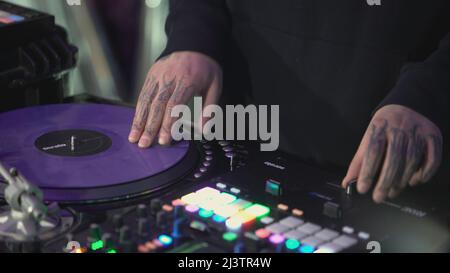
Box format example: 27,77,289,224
1,136,448,253
0,1,77,113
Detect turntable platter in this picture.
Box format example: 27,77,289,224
0,104,198,204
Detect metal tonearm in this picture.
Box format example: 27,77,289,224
0,162,58,241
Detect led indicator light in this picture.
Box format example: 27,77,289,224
158,235,173,246
269,234,285,245
223,232,238,242
198,209,214,219
90,240,104,251
300,245,315,253
285,239,300,250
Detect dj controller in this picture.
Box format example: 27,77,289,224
0,104,448,254
0,2,449,254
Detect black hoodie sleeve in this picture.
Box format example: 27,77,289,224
379,33,450,136
158,0,231,68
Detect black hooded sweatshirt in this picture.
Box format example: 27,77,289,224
159,0,450,177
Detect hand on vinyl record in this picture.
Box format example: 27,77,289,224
129,51,223,148
342,105,443,203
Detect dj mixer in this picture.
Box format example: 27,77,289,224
0,2,448,254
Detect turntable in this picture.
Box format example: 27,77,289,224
0,103,201,204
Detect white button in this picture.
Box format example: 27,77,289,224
279,216,304,229
266,223,290,234
216,183,227,190
315,229,339,241
333,235,358,248
230,187,241,195
342,226,355,234
316,243,343,253
260,217,275,225
283,230,308,241
301,236,324,248
297,223,322,235
358,231,370,240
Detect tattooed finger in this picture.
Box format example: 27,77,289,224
389,126,425,198
159,79,198,145
138,77,176,148
129,76,158,142
357,120,388,194
374,128,408,203
420,134,443,184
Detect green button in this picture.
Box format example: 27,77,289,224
265,180,282,196
198,209,214,218
285,239,300,250
223,232,238,242
90,240,104,251
245,204,270,218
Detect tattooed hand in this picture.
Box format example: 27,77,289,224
342,105,443,203
128,51,222,148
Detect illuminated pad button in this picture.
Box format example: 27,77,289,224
185,204,200,214
315,243,343,253
214,205,240,218
255,228,271,239
217,193,237,205
232,211,256,225
198,209,214,219
269,234,285,245
299,245,315,253
181,193,201,205
245,204,270,218
231,199,252,210
196,187,220,199
198,199,222,211
212,215,227,223
225,218,242,231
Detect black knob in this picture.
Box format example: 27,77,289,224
112,214,124,232
102,233,114,250
173,205,185,219
89,224,102,241
118,226,136,253
150,199,163,215
119,226,131,243
346,180,357,196
156,211,168,228
136,204,148,218
137,218,149,237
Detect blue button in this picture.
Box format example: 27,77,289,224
9,15,24,22
299,245,315,253
212,215,226,223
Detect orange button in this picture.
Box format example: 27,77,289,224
277,203,289,211
255,228,271,239
292,208,304,217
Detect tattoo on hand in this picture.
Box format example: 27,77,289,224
379,128,408,190
362,119,388,181
422,134,443,182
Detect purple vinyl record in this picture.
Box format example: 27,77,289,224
0,104,190,193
